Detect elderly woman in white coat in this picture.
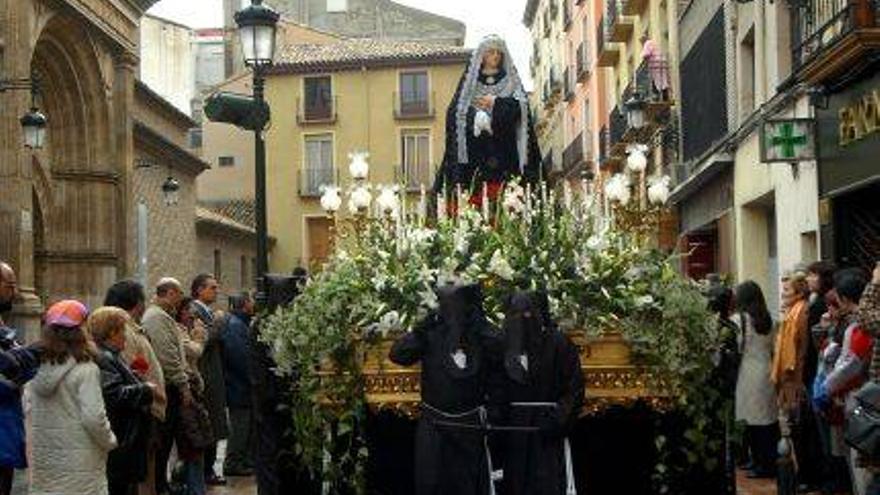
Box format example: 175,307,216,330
732,282,779,479
28,300,117,495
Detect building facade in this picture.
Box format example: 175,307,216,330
223,0,465,78
263,39,469,270
524,0,568,177
132,80,210,292
0,0,160,333
559,0,601,182
139,14,198,116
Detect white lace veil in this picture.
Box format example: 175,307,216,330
455,35,530,173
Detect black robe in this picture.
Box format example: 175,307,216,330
434,70,543,194
497,292,584,495
389,284,503,495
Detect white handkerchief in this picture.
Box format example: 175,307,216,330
474,110,493,137
452,349,468,369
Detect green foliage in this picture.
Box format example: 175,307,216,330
260,182,724,492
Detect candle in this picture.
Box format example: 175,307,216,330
481,183,489,221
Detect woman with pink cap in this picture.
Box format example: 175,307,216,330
27,300,117,495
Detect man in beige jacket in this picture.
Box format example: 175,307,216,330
104,279,167,495
142,277,190,495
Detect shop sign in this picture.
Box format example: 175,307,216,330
760,119,817,163
838,88,880,147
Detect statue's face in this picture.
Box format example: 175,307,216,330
482,48,503,71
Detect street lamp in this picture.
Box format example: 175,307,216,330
161,175,181,206
2,77,47,149
234,0,280,67
624,91,647,130
234,0,279,309
20,107,47,149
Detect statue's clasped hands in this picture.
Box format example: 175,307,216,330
473,95,496,111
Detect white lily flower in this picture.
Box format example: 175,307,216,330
488,249,516,281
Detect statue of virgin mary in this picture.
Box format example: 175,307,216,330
434,35,543,200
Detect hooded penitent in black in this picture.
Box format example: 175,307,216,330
389,282,503,495
497,291,584,495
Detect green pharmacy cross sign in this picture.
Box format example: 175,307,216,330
760,119,817,163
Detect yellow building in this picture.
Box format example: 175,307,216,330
264,39,470,270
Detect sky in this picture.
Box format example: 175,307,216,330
147,0,533,87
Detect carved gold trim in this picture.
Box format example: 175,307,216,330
328,333,675,418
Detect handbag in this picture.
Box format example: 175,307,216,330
844,380,880,457
175,376,214,452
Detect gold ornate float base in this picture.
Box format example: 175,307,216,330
356,331,675,418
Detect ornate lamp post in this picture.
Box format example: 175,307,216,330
234,0,280,307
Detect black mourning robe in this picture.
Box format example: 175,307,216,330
497,293,585,495
434,70,543,194
389,285,503,495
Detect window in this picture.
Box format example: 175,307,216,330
401,130,430,190
739,27,756,120
398,71,430,117
240,255,248,288
218,156,235,167
327,0,348,12
188,128,203,149
302,134,334,196
213,249,222,284
303,76,333,121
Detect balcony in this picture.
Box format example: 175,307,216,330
394,92,435,120
606,0,634,43
563,132,587,175
299,167,337,197
622,0,648,16
576,43,591,82
792,0,880,85
597,18,621,67
564,67,576,102
297,96,338,125
395,163,433,192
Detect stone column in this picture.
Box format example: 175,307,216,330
114,50,138,279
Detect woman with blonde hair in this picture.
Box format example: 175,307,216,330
89,307,155,495
28,300,117,495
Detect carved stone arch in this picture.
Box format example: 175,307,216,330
27,11,121,308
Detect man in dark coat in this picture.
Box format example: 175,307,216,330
221,292,255,476
497,291,584,495
0,261,41,495
190,273,229,486
389,281,503,495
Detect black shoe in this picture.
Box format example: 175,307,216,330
798,483,819,494
205,473,227,486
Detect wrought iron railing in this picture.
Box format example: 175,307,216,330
563,132,585,173
791,0,876,69
577,43,590,81
297,96,338,125
564,67,575,102
299,167,336,197
393,91,435,119
599,125,609,164
606,0,625,32
564,0,573,31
